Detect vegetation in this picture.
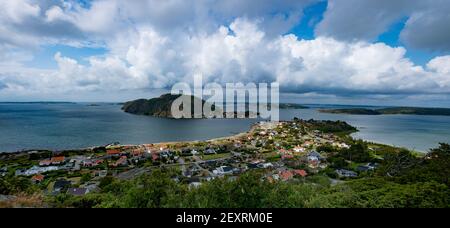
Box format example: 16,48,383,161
295,119,357,133
2,143,449,208
320,107,450,116
121,93,208,118
43,143,450,208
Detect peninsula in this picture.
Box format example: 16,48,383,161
319,107,450,116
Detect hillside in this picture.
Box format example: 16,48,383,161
121,94,210,118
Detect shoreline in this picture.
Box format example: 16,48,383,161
0,122,260,155
0,121,433,155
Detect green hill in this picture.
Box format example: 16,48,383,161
122,94,209,118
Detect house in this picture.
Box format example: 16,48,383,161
181,148,192,156
272,174,280,181
247,163,259,169
281,154,294,160
307,151,323,161
93,170,108,178
308,159,319,169
280,171,294,181
294,170,308,177
15,168,26,176
336,169,357,178
293,146,305,153
338,143,350,149
257,163,273,169
39,159,52,166
84,182,99,193
54,179,72,193
204,148,216,155
183,170,193,177
31,174,45,183
279,149,289,155
357,163,377,172
367,162,379,169
50,156,65,165
187,177,202,188
60,162,74,170
111,156,128,167
357,165,371,172
303,141,313,147
191,149,199,156
131,149,145,158
0,167,7,177
67,187,89,196
213,166,233,175
151,152,159,161
106,149,121,157
83,159,104,167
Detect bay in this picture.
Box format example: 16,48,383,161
0,103,449,152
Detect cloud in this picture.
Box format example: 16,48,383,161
1,18,449,101
0,0,449,103
400,1,450,51
316,0,450,51
315,0,411,41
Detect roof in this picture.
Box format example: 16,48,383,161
107,149,121,155
221,166,233,172
308,151,322,158
67,188,88,196
39,159,52,166
54,179,71,189
294,170,308,177
51,156,65,163
31,174,45,182
280,171,294,180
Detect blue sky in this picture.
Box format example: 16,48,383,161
0,0,449,106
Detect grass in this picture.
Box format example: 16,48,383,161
202,153,230,160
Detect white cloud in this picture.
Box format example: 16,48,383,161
0,0,449,104
316,0,450,51
0,0,40,23
2,18,449,101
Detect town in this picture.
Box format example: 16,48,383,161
0,119,381,198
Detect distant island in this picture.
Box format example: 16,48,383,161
122,93,305,118
0,102,76,105
279,103,309,109
319,107,450,116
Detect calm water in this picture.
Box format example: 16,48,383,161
0,103,449,152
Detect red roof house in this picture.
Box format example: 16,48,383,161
31,174,45,183
280,171,294,181
294,169,308,177
51,156,65,164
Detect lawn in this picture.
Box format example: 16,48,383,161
202,153,230,160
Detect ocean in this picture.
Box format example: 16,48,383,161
0,103,449,152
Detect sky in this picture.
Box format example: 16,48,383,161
0,0,449,107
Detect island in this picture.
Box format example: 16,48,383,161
0,118,448,208
121,94,206,118
319,107,450,116
122,93,305,118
